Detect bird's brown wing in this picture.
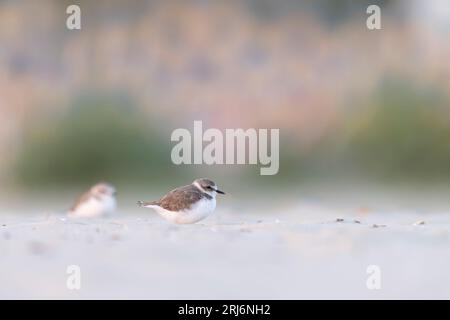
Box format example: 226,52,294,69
156,185,205,211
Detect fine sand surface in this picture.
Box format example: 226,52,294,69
1,199,450,299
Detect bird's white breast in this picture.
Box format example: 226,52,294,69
70,195,116,218
151,197,216,224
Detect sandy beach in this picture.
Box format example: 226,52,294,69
1,195,449,299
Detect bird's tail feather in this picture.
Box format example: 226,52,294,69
137,200,146,207
137,200,158,207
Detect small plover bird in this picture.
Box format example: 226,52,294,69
137,178,225,224
69,183,117,218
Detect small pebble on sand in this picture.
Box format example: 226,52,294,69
110,233,121,241
28,241,48,255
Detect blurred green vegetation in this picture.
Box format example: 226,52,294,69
342,78,450,181
15,92,174,187
265,78,450,185
13,79,450,189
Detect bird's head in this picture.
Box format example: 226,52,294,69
91,182,116,197
193,178,225,197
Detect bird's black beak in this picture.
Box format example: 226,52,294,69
216,189,225,195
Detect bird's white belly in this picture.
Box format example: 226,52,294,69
153,198,216,224
70,196,116,218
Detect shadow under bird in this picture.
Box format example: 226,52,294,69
68,183,117,218
137,178,225,224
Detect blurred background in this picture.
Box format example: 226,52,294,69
1,0,450,209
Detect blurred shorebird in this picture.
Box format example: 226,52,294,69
137,178,225,224
69,183,117,218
